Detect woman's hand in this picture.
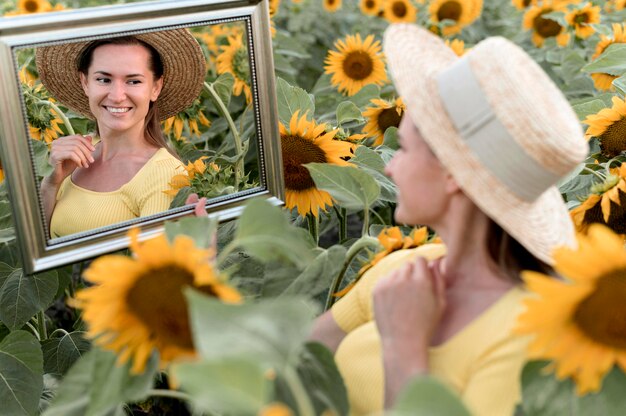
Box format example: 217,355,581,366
185,193,208,217
46,134,96,186
372,256,447,407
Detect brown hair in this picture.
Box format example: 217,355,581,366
487,219,553,282
77,36,179,158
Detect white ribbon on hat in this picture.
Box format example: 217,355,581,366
436,57,560,202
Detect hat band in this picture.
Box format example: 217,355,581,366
436,57,560,202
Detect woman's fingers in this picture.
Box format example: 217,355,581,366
50,135,95,168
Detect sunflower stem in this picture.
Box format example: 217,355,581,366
25,321,40,341
324,236,380,311
148,389,194,402
31,95,75,136
307,213,319,245
583,167,607,182
362,206,371,236
204,82,244,191
336,206,347,242
283,366,315,416
37,310,48,341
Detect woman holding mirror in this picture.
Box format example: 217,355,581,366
35,29,206,238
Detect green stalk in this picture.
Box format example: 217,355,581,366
333,206,347,242
37,310,48,341
307,213,319,246
362,206,371,236
582,167,606,182
283,366,315,416
33,96,75,136
324,236,380,311
148,389,193,401
204,82,244,190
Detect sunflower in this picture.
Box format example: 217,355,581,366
269,0,281,16
324,33,387,96
216,34,252,104
323,0,342,12
565,2,600,39
511,0,536,10
362,98,405,146
429,0,482,36
16,0,51,14
76,229,241,374
523,3,570,47
444,38,467,56
515,224,626,394
570,164,626,234
583,95,626,157
165,157,211,196
590,24,626,91
383,0,418,23
280,111,354,217
29,108,64,144
163,100,211,141
360,0,382,15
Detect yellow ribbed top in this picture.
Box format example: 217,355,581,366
332,244,530,416
50,148,183,238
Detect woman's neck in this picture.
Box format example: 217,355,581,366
96,125,155,161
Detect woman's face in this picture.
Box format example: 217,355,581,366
79,43,163,136
385,114,451,226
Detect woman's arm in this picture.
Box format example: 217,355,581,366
309,310,347,354
373,257,446,408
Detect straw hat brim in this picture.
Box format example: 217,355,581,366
383,24,576,265
35,28,206,121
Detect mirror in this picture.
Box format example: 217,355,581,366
0,0,284,273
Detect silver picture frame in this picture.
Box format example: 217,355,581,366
0,0,284,273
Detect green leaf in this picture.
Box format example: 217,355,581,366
168,186,194,209
32,139,53,178
43,347,157,416
520,360,626,416
614,75,626,96
231,198,315,268
582,44,626,76
164,216,217,249
351,146,397,203
349,84,380,108
306,163,381,210
42,331,91,376
573,99,607,121
186,289,317,368
560,51,586,82
172,357,271,415
336,101,364,126
383,126,399,150
209,72,235,109
0,264,58,330
0,330,43,416
276,77,315,125
389,376,471,416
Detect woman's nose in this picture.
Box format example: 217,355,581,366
108,81,127,101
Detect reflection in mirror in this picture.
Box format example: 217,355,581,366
16,20,260,244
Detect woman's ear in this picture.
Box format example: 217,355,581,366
79,72,88,95
445,172,461,194
151,77,164,102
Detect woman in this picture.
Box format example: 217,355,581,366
35,29,206,238
310,24,589,415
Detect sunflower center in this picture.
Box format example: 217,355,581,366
437,1,463,22
233,47,250,82
328,0,336,4
24,0,39,12
377,107,403,132
533,11,562,38
392,1,408,17
574,12,589,25
600,118,626,157
582,190,626,233
365,0,376,10
523,0,531,6
126,265,197,349
573,269,626,349
342,51,374,81
281,134,327,191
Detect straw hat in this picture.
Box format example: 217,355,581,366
35,29,206,121
383,24,589,265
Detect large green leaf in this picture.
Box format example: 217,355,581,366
0,264,58,330
32,139,53,178
306,163,381,210
573,99,608,121
0,330,43,416
336,101,364,126
614,75,626,96
164,216,217,249
520,360,626,416
208,72,235,110
172,357,271,415
389,376,471,416
582,44,626,76
43,347,157,416
351,146,397,202
186,289,317,369
276,77,315,125
230,198,315,269
42,330,91,376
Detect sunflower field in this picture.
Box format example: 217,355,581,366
2,0,626,415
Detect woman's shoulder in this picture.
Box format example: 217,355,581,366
374,243,447,271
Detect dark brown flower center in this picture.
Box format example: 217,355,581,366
281,133,327,191
600,118,626,158
377,107,403,133
574,12,590,25
392,1,407,17
534,10,562,38
573,269,626,349
582,189,626,233
437,1,462,22
327,0,336,5
24,0,39,12
343,51,374,81
523,0,531,6
365,0,376,10
127,265,216,350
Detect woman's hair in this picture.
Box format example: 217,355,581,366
486,219,553,282
77,36,179,158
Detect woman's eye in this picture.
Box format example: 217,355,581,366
127,80,141,85
95,77,110,84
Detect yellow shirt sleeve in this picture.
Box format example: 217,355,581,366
331,243,447,333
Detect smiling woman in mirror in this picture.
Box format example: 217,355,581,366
35,30,206,238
